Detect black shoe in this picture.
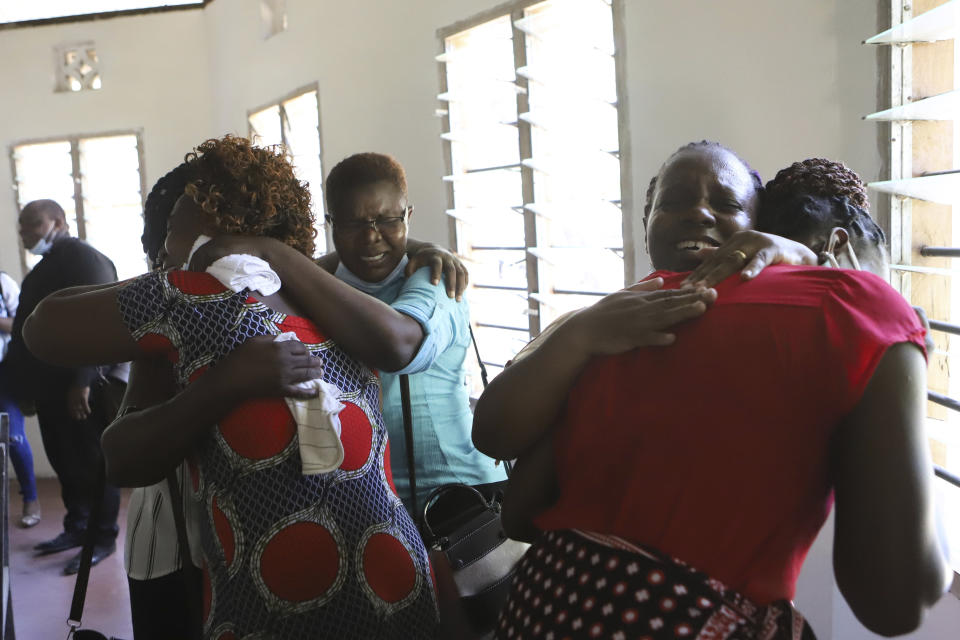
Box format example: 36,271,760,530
33,530,85,555
63,542,116,576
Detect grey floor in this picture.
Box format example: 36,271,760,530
8,477,133,639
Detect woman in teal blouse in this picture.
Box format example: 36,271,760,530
323,152,506,512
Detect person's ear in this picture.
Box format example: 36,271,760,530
406,204,414,222
824,227,850,256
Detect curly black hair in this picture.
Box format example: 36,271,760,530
142,162,195,267
758,159,884,262
643,141,763,223
184,135,317,257
763,158,870,211
325,152,408,218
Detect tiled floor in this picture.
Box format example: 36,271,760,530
8,477,133,639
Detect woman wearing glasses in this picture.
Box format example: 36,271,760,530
321,152,506,513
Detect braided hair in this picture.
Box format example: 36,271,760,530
758,158,885,265
763,157,870,211
643,141,763,223
142,162,195,268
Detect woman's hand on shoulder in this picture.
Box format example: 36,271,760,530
562,278,716,357
217,336,324,400
683,230,817,288
404,241,469,301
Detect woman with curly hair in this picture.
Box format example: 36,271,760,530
22,135,438,638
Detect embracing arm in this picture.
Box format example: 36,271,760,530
198,237,424,371
472,280,716,460
831,343,950,636
22,285,142,366
316,238,469,299
501,433,560,542
683,231,817,287
103,336,323,486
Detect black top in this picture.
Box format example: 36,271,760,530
7,235,119,401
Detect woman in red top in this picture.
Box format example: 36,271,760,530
473,145,949,638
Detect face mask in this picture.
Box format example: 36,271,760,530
819,234,861,271
27,229,56,256
181,235,212,270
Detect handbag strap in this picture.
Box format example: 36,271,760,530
468,325,488,389
399,374,418,520
68,460,106,629
468,326,512,477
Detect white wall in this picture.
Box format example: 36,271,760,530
1,1,957,635
0,9,213,478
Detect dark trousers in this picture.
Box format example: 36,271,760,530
128,566,203,640
35,378,124,544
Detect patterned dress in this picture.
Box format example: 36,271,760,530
117,270,438,640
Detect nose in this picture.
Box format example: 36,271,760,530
684,201,717,227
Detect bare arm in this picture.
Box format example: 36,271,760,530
194,237,424,372
0,317,12,334
103,336,323,486
23,285,142,366
501,434,559,542
832,342,950,636
317,238,469,299
472,280,716,460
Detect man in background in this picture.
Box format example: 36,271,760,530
6,199,127,575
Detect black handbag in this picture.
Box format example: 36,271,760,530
400,328,529,637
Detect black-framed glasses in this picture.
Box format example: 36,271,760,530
326,207,411,236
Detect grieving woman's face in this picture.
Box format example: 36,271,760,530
645,148,758,272
163,194,207,269
331,180,411,283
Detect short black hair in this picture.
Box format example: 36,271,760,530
757,193,886,262
142,162,195,266
643,140,763,223
325,152,408,218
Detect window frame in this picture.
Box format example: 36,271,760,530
872,0,960,593
437,0,633,347
8,128,148,276
247,82,328,252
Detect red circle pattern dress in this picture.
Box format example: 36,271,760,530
117,270,439,639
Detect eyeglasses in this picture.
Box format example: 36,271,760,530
326,207,411,237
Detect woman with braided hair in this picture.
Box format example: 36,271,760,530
474,146,949,638
20,135,439,638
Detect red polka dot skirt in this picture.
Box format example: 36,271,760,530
495,530,816,640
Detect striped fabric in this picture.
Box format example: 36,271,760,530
124,462,203,580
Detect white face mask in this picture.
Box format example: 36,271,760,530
27,229,56,256
181,235,212,270
819,234,861,271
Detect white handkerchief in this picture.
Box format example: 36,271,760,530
274,332,346,475
206,254,282,296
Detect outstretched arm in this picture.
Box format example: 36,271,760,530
103,336,323,486
832,342,950,636
23,285,141,366
472,280,716,460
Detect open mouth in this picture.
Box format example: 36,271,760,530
675,239,719,252
360,253,386,263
